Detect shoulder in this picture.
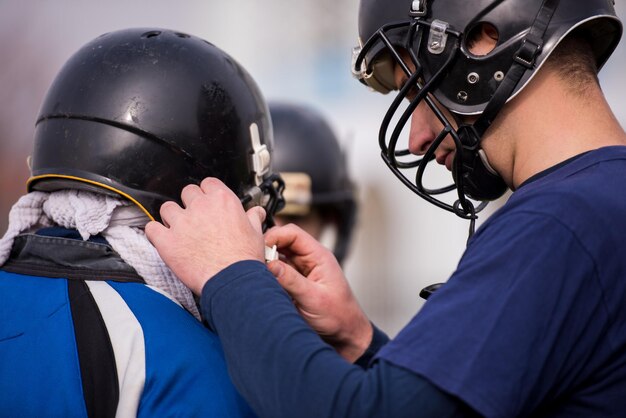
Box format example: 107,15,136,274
95,280,256,417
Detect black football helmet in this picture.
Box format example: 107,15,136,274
28,28,284,228
269,102,357,264
353,0,622,231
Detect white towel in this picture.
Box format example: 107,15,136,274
0,190,201,320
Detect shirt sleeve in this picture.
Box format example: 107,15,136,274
354,323,390,368
201,260,479,418
376,211,608,418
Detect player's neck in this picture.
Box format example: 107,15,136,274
485,69,626,190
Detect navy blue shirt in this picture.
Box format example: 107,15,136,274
378,146,626,416
202,146,626,417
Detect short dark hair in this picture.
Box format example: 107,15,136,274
544,33,599,95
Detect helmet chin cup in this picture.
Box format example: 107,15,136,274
454,125,507,201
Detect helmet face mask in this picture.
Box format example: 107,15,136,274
353,0,622,228
28,28,284,230
354,17,498,223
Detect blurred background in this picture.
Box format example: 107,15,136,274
1,0,625,336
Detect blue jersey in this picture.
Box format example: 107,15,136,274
378,146,626,417
0,230,255,417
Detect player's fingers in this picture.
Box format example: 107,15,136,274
159,201,185,228
144,220,168,247
180,184,204,208
265,223,324,257
199,177,232,195
199,177,243,210
246,206,266,234
267,259,313,300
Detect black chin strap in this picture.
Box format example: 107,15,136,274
472,0,561,140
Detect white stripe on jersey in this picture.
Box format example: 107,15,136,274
86,281,146,418
146,284,184,309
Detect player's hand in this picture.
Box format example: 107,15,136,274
265,224,372,363
145,177,266,295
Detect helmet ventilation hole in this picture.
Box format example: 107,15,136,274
466,22,499,56
141,31,161,39
174,32,191,38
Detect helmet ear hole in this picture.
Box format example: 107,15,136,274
466,22,499,56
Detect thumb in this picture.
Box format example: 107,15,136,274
267,260,312,301
246,206,266,234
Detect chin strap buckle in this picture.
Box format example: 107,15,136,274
264,245,279,263
514,33,543,68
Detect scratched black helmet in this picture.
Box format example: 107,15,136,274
269,102,357,264
28,27,284,227
353,0,622,229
